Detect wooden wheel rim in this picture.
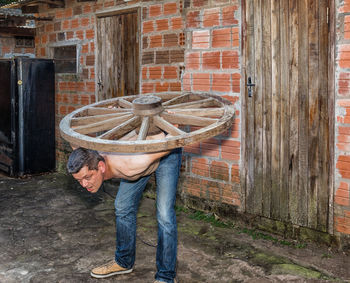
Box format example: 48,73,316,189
59,93,235,153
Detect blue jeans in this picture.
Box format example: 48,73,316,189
114,148,182,283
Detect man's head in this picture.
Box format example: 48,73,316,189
67,148,106,193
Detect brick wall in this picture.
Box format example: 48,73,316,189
181,0,242,210
335,0,350,237
0,35,35,58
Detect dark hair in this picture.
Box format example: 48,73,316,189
67,148,105,174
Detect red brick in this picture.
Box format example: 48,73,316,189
335,182,350,206
193,73,210,91
212,73,231,92
232,73,241,92
76,30,84,40
184,142,200,154
201,138,220,157
150,35,162,48
192,30,210,49
86,81,95,93
202,51,220,70
221,139,240,160
149,66,162,79
81,17,90,27
207,186,220,201
55,10,64,19
82,43,89,54
193,0,208,8
66,31,74,39
164,66,178,79
71,18,79,29
156,19,169,31
222,188,241,206
143,21,154,33
164,2,177,15
183,73,191,91
192,157,210,177
186,11,200,28
212,28,231,48
163,33,179,47
338,72,350,96
170,82,181,91
171,17,183,30
222,50,239,69
45,23,54,33
104,1,114,8
203,8,220,27
83,4,92,14
186,52,200,70
156,82,169,92
339,45,350,68
86,29,94,40
142,67,148,80
335,216,350,234
149,4,162,17
210,160,229,181
142,82,154,94
232,27,239,47
64,8,73,18
231,164,240,183
222,5,239,26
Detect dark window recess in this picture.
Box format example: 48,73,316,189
54,45,77,73
15,37,34,48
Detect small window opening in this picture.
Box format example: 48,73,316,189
54,45,77,73
15,36,34,48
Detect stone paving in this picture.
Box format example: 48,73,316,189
0,173,349,283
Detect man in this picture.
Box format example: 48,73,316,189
67,134,182,283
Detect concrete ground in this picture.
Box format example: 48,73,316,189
0,173,349,283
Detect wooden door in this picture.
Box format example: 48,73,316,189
96,9,139,100
243,0,332,232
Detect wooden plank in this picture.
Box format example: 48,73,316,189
118,98,133,108
328,0,335,234
288,0,301,225
253,0,263,216
297,0,309,226
244,0,256,214
307,0,320,230
262,0,272,218
270,0,281,220
279,0,290,221
317,0,330,232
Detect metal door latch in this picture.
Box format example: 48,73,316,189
247,77,255,97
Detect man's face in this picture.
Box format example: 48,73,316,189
72,162,105,193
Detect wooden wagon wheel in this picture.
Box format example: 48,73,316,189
59,93,235,153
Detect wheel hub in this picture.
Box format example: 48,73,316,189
132,96,163,116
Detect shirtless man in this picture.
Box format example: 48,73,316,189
67,133,181,283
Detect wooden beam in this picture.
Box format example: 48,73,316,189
0,27,35,36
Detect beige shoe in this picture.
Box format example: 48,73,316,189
90,260,133,278
154,279,177,283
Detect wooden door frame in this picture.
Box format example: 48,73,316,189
94,6,141,101
240,0,335,234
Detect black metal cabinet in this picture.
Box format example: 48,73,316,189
0,58,55,176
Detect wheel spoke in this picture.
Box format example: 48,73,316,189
162,93,191,106
97,116,141,140
137,117,150,140
119,130,137,141
87,107,131,115
167,107,225,117
73,114,133,135
71,113,131,127
161,112,218,127
165,98,217,109
118,98,133,108
153,116,185,136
